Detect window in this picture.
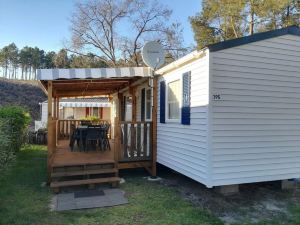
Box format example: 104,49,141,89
167,80,180,120
125,96,132,121
92,107,99,117
145,88,152,120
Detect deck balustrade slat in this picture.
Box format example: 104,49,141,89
130,124,135,158
143,123,148,158
137,124,141,157
123,123,128,158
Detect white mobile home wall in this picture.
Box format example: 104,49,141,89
157,31,300,188
157,50,210,186
210,34,300,186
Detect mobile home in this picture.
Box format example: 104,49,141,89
156,26,300,189
34,97,111,131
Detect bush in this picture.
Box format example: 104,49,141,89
0,106,31,153
0,120,15,170
80,116,101,124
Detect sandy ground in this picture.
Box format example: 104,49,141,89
156,165,300,224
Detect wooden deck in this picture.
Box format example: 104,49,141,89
50,139,119,193
52,139,115,167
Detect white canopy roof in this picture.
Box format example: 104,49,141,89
42,97,111,108
37,67,151,80
59,101,110,108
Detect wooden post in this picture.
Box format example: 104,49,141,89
53,97,57,120
117,93,123,162
151,76,158,176
130,87,137,161
47,81,54,183
56,97,59,119
114,116,119,177
130,87,137,123
55,97,59,147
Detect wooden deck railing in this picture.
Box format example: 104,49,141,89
57,120,111,139
118,121,152,162
58,120,81,139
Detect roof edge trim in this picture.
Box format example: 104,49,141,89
156,49,207,75
208,26,300,52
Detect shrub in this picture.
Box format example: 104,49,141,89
80,116,101,124
0,106,31,152
0,120,15,170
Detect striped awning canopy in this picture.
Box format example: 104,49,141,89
38,67,151,97
60,102,110,107
43,97,111,108
37,67,151,80
59,97,111,108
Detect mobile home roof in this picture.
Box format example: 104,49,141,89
157,26,300,75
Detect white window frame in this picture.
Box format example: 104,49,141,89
144,87,152,121
166,78,182,123
124,95,132,122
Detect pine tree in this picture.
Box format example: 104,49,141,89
190,0,300,49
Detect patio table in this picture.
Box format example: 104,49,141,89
76,125,110,151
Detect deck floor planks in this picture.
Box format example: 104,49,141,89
52,140,115,167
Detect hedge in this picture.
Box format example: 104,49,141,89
0,106,31,170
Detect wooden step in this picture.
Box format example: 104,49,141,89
51,168,118,178
51,160,115,168
50,177,121,188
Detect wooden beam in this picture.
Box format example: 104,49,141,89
151,76,158,176
119,77,148,93
56,97,59,119
54,90,117,97
117,93,123,161
130,87,137,123
47,81,53,120
114,117,119,177
53,81,130,86
52,78,135,84
118,161,152,169
56,97,59,147
47,81,54,183
53,97,57,120
37,80,48,95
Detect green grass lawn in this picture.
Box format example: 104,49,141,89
0,145,222,225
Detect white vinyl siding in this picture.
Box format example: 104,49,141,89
210,34,300,186
157,51,210,185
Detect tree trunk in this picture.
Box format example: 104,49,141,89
5,65,8,79
21,67,24,80
249,11,254,35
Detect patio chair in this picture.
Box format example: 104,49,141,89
69,124,80,151
85,127,101,151
99,123,111,151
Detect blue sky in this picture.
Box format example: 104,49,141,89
0,0,201,52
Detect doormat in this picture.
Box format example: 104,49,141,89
51,188,128,211
74,189,104,198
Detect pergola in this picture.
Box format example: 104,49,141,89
37,67,158,188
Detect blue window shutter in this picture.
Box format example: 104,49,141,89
181,71,191,125
141,88,145,121
160,81,166,123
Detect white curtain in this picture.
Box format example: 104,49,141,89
168,80,180,119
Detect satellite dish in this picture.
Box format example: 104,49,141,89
142,41,165,70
